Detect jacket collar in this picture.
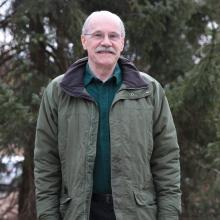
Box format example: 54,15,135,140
84,63,122,87
60,56,149,98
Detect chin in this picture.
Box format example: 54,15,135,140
98,61,116,68
98,58,118,65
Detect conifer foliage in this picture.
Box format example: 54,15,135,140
0,0,219,219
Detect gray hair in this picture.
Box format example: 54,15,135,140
82,11,125,37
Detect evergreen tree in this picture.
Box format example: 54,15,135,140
0,0,219,219
0,0,85,219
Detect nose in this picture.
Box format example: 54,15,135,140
100,34,112,46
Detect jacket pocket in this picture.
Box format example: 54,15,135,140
133,190,156,206
133,190,157,220
60,196,72,219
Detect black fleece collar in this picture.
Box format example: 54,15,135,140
60,56,149,98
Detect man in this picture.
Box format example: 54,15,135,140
34,11,181,220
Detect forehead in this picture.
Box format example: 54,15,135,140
87,14,121,33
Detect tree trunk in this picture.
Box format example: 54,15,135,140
18,144,37,220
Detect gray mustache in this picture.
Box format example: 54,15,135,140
95,47,116,54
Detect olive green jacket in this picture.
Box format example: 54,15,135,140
34,57,181,220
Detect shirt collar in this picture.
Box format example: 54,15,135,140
84,63,122,86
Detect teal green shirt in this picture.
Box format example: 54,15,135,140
84,63,122,193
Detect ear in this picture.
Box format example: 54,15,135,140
81,35,87,50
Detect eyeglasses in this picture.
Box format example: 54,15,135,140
84,31,121,41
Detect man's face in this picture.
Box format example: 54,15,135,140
81,15,125,70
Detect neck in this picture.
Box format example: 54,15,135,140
88,61,116,82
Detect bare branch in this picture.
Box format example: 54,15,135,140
0,10,16,29
0,0,8,9
0,190,18,219
0,42,28,66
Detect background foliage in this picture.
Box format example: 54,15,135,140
0,0,219,219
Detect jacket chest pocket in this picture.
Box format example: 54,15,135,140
58,112,89,154
57,98,96,153
113,97,154,152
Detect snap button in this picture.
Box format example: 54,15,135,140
130,92,134,96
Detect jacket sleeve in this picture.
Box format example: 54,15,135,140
34,81,62,220
151,83,181,220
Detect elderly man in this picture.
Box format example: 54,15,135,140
34,11,181,220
